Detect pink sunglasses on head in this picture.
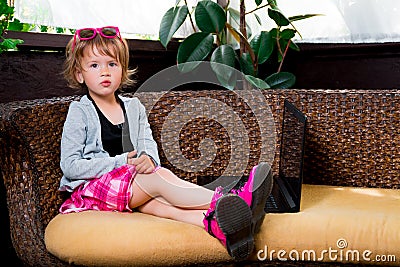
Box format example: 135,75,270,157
71,26,122,51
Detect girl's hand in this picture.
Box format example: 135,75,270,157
127,150,137,161
128,151,155,174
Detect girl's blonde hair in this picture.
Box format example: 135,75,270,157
63,32,136,90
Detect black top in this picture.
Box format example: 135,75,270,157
87,94,125,157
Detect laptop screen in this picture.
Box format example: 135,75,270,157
279,99,307,204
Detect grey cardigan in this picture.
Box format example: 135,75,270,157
59,95,160,192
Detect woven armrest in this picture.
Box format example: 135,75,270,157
0,96,79,266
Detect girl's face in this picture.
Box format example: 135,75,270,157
75,45,122,99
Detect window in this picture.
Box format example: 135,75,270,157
13,0,400,43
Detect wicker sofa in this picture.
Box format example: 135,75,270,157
0,89,399,267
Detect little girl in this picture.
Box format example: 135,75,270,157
59,26,273,261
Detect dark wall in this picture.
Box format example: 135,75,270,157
286,42,400,89
0,31,180,103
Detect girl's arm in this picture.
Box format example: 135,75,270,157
128,98,161,166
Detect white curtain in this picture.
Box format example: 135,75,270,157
278,0,400,43
13,0,400,43
13,0,182,38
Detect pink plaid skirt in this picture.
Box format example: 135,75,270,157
60,165,137,214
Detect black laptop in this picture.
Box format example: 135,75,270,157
264,99,307,213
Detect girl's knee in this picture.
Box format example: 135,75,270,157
154,167,171,175
154,167,176,181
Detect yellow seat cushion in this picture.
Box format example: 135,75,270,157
45,184,400,266
253,184,400,265
45,211,231,266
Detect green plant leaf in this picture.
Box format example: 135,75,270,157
0,38,24,50
245,75,270,89
289,41,300,51
159,5,189,47
280,28,296,40
268,8,290,27
250,31,274,65
210,45,237,89
289,14,322,22
265,72,296,89
21,23,34,32
268,0,278,9
255,0,263,6
177,32,214,72
8,18,23,31
56,27,65,33
254,13,262,26
195,0,226,33
269,28,279,39
0,4,13,17
273,28,298,61
210,44,236,67
239,53,256,76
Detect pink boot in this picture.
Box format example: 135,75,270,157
230,162,273,234
203,188,254,260
203,187,226,244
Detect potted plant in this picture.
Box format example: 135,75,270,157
159,0,319,89
0,0,24,54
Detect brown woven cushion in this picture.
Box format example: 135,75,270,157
45,184,399,266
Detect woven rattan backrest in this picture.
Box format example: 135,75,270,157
131,90,279,185
276,89,400,189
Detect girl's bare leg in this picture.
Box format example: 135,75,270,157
129,167,214,210
136,197,207,227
